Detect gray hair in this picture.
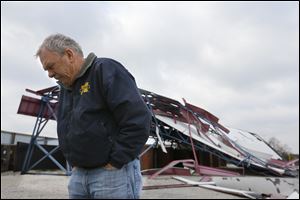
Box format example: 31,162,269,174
35,33,83,57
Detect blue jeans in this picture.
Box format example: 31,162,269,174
68,159,143,199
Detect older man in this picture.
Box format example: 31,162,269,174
36,33,151,199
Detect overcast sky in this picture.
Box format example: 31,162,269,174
1,2,299,153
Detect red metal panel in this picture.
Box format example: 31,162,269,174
217,123,230,134
185,102,229,133
142,167,192,176
185,102,219,123
17,95,58,120
181,109,210,133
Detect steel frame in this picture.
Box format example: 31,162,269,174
18,86,71,175
139,89,289,177
140,89,242,177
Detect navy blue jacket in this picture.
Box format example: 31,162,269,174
57,53,151,169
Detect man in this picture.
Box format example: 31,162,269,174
36,33,151,199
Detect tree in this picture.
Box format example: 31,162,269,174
268,137,292,160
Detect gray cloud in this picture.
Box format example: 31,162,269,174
1,2,299,153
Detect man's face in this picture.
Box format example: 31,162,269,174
39,48,74,86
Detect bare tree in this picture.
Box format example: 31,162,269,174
268,137,292,160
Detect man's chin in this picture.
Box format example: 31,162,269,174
62,81,73,87
63,82,70,87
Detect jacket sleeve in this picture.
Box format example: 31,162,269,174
100,59,151,169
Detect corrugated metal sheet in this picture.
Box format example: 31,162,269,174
17,95,58,120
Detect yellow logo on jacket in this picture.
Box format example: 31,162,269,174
80,82,90,95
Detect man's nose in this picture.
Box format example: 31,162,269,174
48,71,55,78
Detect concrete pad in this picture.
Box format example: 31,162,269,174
1,171,245,199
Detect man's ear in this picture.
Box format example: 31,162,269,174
65,48,75,61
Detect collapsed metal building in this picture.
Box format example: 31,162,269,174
17,85,298,177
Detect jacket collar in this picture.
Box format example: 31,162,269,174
76,52,97,79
